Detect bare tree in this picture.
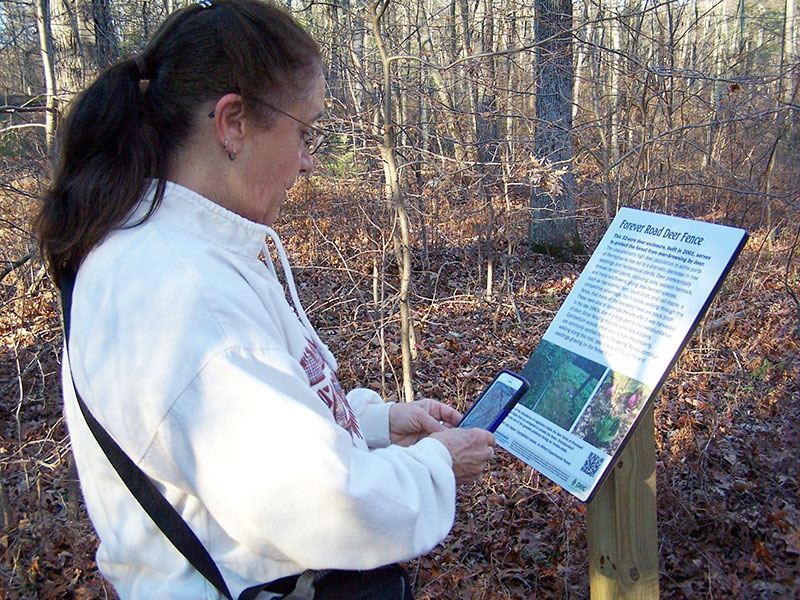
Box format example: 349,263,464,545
35,0,58,165
91,0,119,67
528,0,580,255
368,0,417,403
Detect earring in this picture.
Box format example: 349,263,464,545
222,138,236,161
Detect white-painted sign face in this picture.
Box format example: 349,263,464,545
495,208,747,501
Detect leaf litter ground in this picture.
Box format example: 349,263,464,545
1,183,798,599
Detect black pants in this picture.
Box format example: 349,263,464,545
255,564,414,600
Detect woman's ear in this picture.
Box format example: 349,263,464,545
211,93,247,149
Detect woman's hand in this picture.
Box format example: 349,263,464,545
430,428,496,485
389,399,462,446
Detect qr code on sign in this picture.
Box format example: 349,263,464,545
580,452,603,477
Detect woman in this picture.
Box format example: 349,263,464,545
34,1,495,598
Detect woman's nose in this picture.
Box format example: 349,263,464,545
299,151,314,174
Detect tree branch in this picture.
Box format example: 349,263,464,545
0,251,36,283
0,123,48,134
609,107,795,171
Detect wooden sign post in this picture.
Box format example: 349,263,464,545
586,404,659,599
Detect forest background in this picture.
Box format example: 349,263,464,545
1,0,798,597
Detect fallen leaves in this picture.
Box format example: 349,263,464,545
1,185,798,599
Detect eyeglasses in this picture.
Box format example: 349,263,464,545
262,101,326,155
208,100,327,155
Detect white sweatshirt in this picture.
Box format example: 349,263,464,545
62,182,456,599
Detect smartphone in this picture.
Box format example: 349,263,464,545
458,370,530,432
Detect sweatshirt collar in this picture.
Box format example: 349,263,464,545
140,180,271,259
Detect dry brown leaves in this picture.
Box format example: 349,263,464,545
1,179,798,598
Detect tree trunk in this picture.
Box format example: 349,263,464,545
35,0,58,167
51,0,82,96
91,0,118,67
783,0,798,108
572,1,592,124
417,4,465,166
609,3,621,167
371,0,416,403
529,0,580,255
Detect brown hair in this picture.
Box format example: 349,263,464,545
35,0,321,285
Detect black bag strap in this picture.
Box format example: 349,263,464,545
60,270,235,600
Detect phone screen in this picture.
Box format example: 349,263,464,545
458,370,530,431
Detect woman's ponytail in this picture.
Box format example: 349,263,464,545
35,56,164,285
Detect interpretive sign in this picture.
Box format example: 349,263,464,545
495,208,747,501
